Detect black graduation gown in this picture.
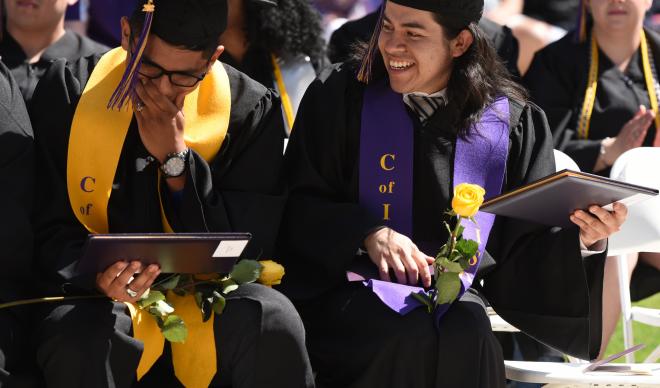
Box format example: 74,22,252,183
277,64,606,387
522,0,580,31
0,60,36,382
29,54,287,295
0,30,108,106
524,28,660,175
26,55,317,388
327,10,521,77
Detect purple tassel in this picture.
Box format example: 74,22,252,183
107,1,155,111
574,0,587,43
357,5,386,84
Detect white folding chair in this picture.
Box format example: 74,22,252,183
608,147,660,363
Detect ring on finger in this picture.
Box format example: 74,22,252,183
126,287,139,298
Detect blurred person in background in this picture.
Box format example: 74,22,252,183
525,0,660,357
486,0,580,74
220,0,327,135
0,0,106,106
64,0,137,47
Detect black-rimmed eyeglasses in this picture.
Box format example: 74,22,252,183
138,57,207,87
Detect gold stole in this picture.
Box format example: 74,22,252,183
67,47,231,387
578,29,660,145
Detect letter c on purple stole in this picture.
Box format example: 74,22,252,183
380,154,395,171
81,176,96,193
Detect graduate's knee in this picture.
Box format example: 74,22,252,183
440,299,494,342
230,283,306,340
35,300,133,363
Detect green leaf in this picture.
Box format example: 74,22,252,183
229,260,262,285
151,300,175,316
442,260,464,273
212,292,226,315
448,250,463,263
157,274,180,291
435,273,462,305
411,291,433,313
456,225,465,239
161,315,188,343
469,216,477,224
201,295,213,322
435,244,449,260
172,288,186,297
222,279,239,294
458,257,470,271
137,290,165,309
455,239,478,259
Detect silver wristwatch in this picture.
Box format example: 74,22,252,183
160,149,189,178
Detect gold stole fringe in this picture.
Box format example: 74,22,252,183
67,47,231,387
578,30,660,143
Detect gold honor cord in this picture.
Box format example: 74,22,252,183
578,33,600,140
578,30,660,140
640,30,660,138
271,54,296,132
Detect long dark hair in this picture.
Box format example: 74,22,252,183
244,0,326,70
357,6,527,134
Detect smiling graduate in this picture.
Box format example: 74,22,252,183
277,0,628,386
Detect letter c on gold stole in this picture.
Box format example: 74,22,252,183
80,176,96,193
380,154,395,171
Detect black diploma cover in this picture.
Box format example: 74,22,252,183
77,233,252,274
481,170,659,227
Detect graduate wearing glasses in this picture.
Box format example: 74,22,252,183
28,0,313,386
278,0,627,386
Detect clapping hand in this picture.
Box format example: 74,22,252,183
598,106,654,170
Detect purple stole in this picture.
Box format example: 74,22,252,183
356,80,509,320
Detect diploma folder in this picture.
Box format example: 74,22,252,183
77,233,251,274
480,170,658,227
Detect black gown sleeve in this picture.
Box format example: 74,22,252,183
278,65,383,298
0,62,35,301
29,57,95,293
161,66,287,259
524,39,602,172
482,101,605,360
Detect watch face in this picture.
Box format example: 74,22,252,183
163,156,186,177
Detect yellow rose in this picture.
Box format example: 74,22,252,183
451,183,486,218
258,260,285,287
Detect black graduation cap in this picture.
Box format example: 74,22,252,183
388,0,484,29
138,0,229,47
109,0,229,110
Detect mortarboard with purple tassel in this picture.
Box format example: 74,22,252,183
107,0,155,111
